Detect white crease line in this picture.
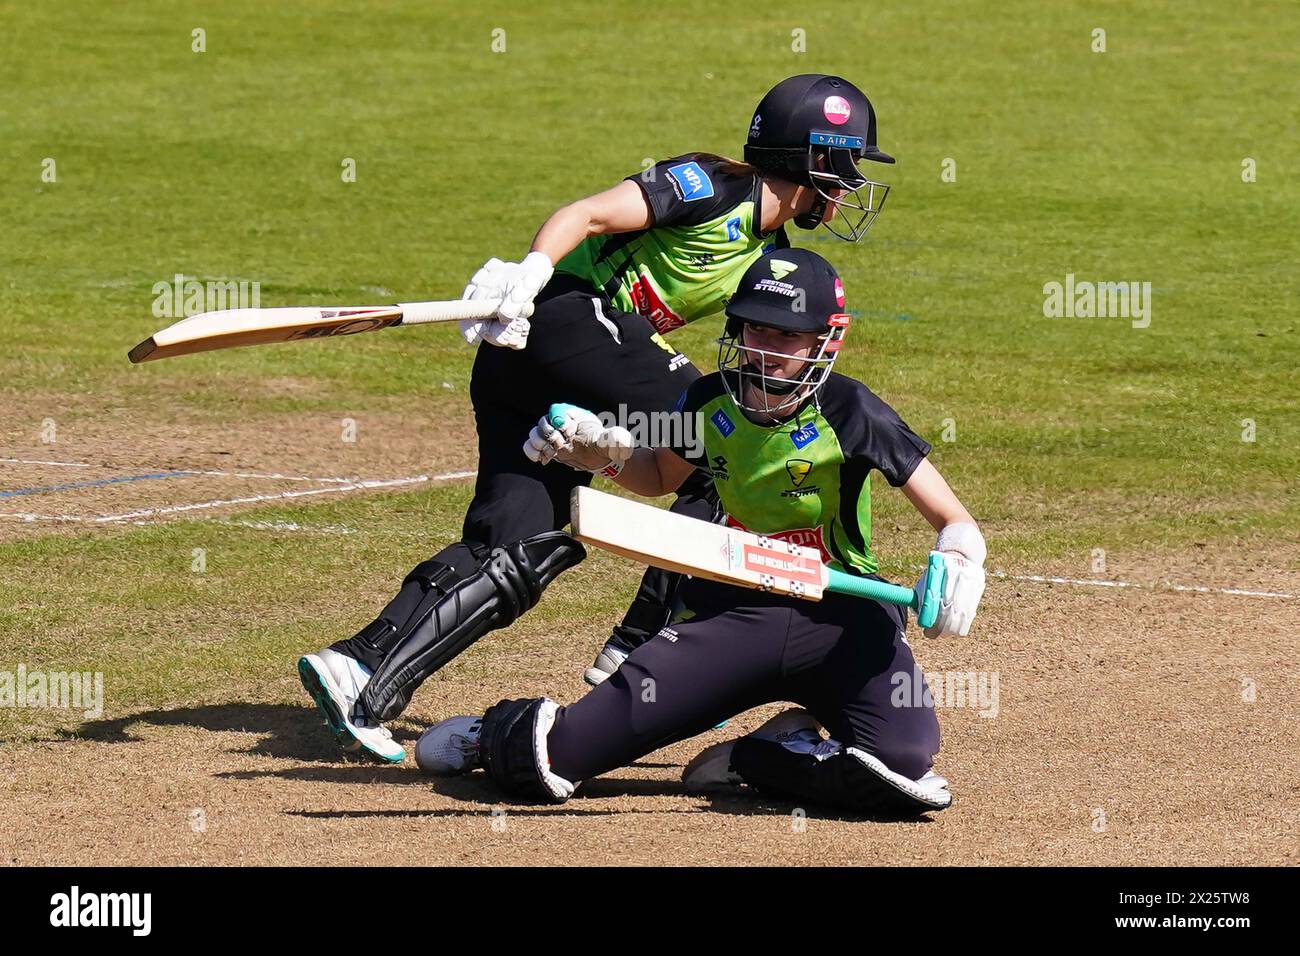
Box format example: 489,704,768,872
1,458,402,484
92,471,475,523
0,458,93,468
991,571,1296,601
218,519,360,535
0,469,476,527
0,512,87,522
188,469,368,484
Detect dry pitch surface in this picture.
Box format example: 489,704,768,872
2,415,1296,867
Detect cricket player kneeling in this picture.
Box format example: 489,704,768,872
418,248,984,816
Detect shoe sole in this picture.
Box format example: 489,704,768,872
298,656,405,764
682,740,742,793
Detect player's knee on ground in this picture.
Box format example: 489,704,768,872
479,697,576,803
869,731,937,783
730,735,951,815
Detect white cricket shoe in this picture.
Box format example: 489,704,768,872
583,641,630,687
682,708,824,792
298,648,406,764
682,739,743,792
415,716,483,775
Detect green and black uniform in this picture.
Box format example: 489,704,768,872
464,153,787,548
671,370,932,576
544,372,943,793
335,155,789,699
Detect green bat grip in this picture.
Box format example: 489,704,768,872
548,402,585,429
825,552,946,629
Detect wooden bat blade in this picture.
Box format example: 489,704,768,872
569,486,826,600
126,300,499,364
128,307,405,363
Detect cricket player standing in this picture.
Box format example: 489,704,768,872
300,75,898,762
415,249,987,815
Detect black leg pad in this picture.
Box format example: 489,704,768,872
359,532,585,720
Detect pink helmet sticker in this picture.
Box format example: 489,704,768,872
823,95,852,125
834,278,846,307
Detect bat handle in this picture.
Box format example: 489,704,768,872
825,568,916,607
396,300,500,325
825,552,946,630
916,552,947,630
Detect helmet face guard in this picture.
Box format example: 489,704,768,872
794,134,891,241
716,314,852,417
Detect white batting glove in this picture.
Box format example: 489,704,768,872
523,404,634,477
913,522,987,639
497,250,553,322
459,257,532,350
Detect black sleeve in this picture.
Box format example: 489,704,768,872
628,154,757,229
821,376,931,487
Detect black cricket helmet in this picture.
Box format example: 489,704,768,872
718,247,853,416
743,74,893,241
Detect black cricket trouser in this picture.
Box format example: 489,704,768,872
546,578,942,784
356,276,714,645
461,274,709,548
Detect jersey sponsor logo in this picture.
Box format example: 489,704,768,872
823,95,852,125
710,408,735,437
666,161,715,202
769,258,798,280
725,217,742,241
790,422,820,448
726,515,831,564
710,455,729,480
629,272,685,334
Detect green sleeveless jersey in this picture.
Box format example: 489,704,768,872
671,372,931,575
557,155,787,335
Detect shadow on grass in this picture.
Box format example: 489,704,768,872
56,702,426,762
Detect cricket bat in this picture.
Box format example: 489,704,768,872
569,486,945,628
127,299,500,363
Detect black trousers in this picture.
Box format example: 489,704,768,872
461,274,709,549
339,276,714,665
546,578,942,783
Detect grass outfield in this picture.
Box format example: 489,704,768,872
1,0,1298,839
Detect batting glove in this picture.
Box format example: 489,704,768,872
459,257,532,350
523,404,634,477
913,522,987,639
496,250,553,322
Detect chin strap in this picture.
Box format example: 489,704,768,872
793,195,829,230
